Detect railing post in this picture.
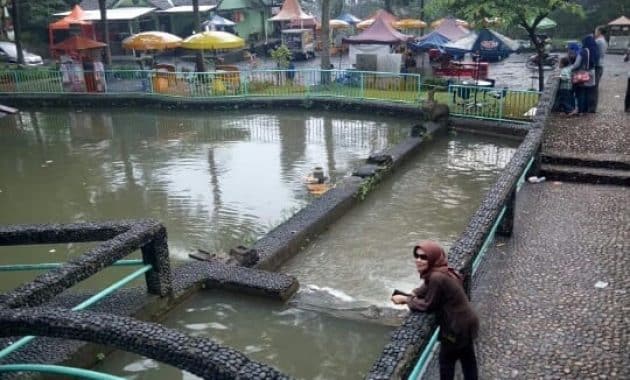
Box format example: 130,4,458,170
417,75,422,104
360,72,364,99
497,189,516,237
13,71,19,93
140,225,173,296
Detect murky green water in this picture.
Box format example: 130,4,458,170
0,108,409,290
0,108,518,379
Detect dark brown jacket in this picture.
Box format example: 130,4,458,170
408,271,479,346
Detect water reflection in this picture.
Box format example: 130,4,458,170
0,108,410,290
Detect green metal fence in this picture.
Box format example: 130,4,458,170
0,68,538,123
447,84,541,123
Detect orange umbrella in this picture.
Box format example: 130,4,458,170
393,19,427,30
356,19,375,29
122,31,182,51
431,18,469,28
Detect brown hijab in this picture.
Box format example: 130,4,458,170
414,240,463,284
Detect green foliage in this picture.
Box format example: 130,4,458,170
429,0,582,31
269,44,292,69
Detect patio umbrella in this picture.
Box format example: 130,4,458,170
122,31,182,51
181,31,245,50
329,19,351,30
356,19,375,29
524,17,557,30
52,35,107,52
202,14,236,30
393,19,427,30
431,18,469,29
336,12,361,25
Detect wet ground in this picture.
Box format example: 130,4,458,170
543,54,630,163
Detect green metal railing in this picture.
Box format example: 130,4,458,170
0,264,152,359
0,259,143,272
407,157,535,379
0,364,125,380
0,253,152,379
1,68,538,123
448,84,541,123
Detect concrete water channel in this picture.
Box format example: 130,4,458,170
0,106,518,379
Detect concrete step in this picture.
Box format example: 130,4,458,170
540,163,630,185
541,154,630,171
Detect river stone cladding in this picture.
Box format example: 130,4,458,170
0,220,173,308
0,307,291,380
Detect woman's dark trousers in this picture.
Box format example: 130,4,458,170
439,340,478,380
575,86,591,114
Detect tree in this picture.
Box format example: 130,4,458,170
432,0,582,91
98,0,112,65
320,0,331,78
192,0,204,72
9,0,23,65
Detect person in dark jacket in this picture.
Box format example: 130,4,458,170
391,240,479,380
571,35,599,114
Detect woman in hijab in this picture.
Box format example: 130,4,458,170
571,35,599,114
391,240,479,380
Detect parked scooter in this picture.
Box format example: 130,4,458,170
526,53,559,70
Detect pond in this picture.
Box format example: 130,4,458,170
0,108,410,290
0,108,518,378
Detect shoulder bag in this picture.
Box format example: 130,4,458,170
572,48,591,85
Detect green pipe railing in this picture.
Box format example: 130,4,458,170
0,67,541,122
448,84,541,123
0,264,152,360
407,156,535,379
0,364,125,380
0,259,143,272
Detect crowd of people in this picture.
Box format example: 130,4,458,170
555,27,608,116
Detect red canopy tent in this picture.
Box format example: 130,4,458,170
48,5,95,52
343,14,411,44
368,9,398,25
432,17,470,41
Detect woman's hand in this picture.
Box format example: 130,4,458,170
391,294,409,305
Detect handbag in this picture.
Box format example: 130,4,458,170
572,70,591,85
572,48,591,85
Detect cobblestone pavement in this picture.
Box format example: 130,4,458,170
543,55,630,163
472,182,629,379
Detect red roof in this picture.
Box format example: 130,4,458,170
434,17,470,41
49,4,92,30
268,0,314,22
343,14,411,45
51,35,107,51
367,9,398,25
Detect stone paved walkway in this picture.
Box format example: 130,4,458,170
474,182,629,379
473,55,630,379
543,55,629,163
424,55,629,379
